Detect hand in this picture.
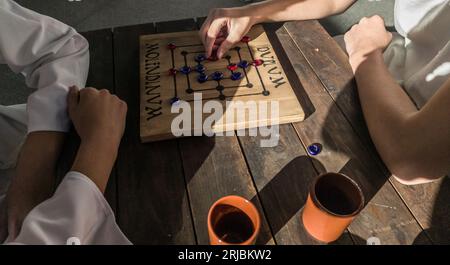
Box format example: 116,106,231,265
68,86,127,148
344,15,392,72
200,7,256,59
68,86,127,193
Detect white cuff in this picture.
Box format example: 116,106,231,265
7,171,131,245
26,86,70,133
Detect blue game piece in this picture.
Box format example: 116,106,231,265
195,54,207,63
195,64,206,73
197,73,208,83
231,72,242,81
307,143,322,156
170,97,180,105
211,71,224,81
238,60,249,69
179,66,191,74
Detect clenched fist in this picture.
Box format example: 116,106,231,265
344,15,392,72
68,86,127,148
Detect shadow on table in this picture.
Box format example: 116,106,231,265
114,18,450,244
320,74,450,244
243,73,449,244
264,23,316,120
413,177,450,244
249,155,363,245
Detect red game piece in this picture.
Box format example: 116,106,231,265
241,36,251,43
167,43,177,50
252,59,264,66
168,68,177,75
227,63,238,71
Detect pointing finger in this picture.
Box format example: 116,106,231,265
205,19,226,58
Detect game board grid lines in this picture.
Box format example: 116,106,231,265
140,24,305,142
169,43,269,102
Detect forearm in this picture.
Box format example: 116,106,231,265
7,131,65,238
354,50,418,131
237,0,356,23
71,138,119,194
354,51,445,182
346,15,450,184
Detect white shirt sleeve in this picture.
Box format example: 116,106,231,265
0,0,89,133
5,172,131,245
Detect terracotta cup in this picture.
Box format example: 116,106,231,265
207,195,261,245
302,172,364,243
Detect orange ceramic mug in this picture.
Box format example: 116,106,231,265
302,172,364,243
207,195,261,245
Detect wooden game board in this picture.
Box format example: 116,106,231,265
140,25,304,142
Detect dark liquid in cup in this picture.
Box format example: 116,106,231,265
315,174,362,216
316,188,356,215
212,205,255,244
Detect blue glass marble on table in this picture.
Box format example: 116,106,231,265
307,143,322,156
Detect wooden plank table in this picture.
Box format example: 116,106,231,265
57,18,450,245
